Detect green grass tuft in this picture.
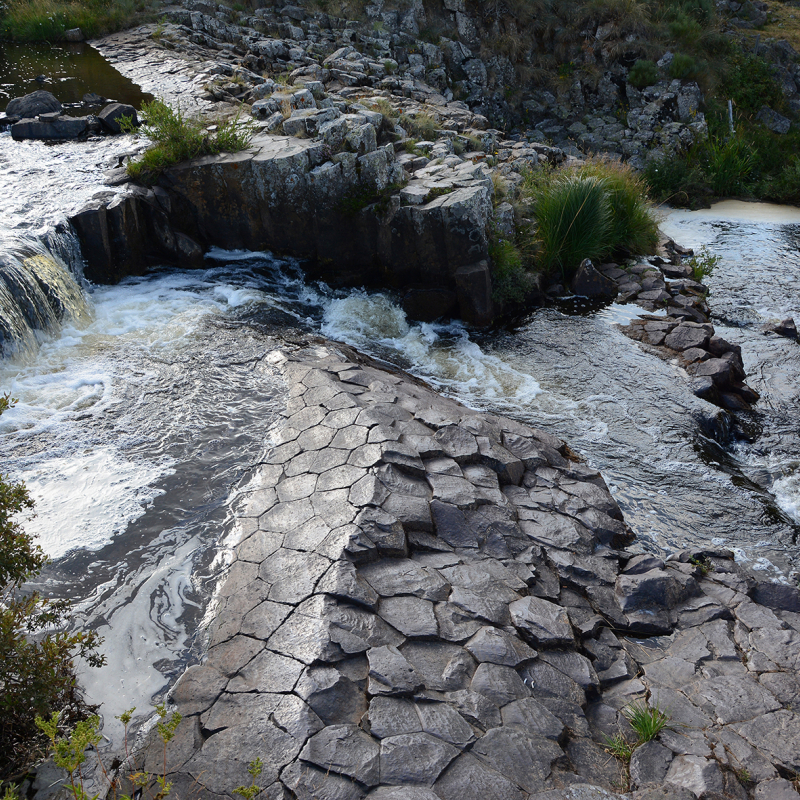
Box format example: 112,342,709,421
622,700,671,742
123,100,256,184
533,175,612,281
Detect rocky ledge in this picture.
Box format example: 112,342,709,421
554,243,760,412
70,132,497,324
129,343,800,800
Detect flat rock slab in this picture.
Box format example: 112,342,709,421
142,343,797,800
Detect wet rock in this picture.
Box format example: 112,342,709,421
766,317,798,339
571,259,617,298
6,89,61,119
11,115,89,141
98,102,137,133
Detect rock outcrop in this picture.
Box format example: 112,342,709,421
127,343,800,800
69,134,496,324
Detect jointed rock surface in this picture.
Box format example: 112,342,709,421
142,344,800,800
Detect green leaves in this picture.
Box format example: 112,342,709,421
0,395,104,779
125,100,256,184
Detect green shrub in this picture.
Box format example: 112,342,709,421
533,175,612,280
628,59,659,89
668,52,697,80
644,153,709,207
700,134,757,196
0,393,104,780
490,236,538,303
123,100,255,183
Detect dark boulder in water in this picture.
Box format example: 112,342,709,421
6,89,62,120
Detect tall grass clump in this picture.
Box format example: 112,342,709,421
123,100,255,183
533,175,611,280
579,158,660,256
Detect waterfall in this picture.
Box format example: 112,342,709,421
0,228,92,360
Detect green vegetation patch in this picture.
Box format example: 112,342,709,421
0,393,104,781
0,0,155,41
123,100,256,184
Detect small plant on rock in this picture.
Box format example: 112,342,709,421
685,246,720,282
121,100,255,183
233,758,264,800
622,700,671,742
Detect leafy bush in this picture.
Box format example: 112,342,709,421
628,59,659,89
668,52,697,80
0,394,104,781
533,175,612,280
123,100,256,183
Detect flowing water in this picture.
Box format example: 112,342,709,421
2,42,800,755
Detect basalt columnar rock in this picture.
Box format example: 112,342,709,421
130,343,800,800
70,133,495,323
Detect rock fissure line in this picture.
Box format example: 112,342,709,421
129,342,800,800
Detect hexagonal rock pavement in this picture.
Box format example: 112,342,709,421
138,343,800,800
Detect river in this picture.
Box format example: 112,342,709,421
2,46,800,757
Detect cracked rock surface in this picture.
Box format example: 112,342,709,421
138,343,800,800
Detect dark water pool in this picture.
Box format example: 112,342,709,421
0,41,152,112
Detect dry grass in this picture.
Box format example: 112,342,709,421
746,0,800,54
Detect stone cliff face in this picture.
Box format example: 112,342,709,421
130,344,800,800
69,133,496,324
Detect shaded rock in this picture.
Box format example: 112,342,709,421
509,596,574,647
464,626,537,667
630,740,673,789
571,259,616,297
757,106,791,134
470,727,566,793
433,753,526,800
98,102,137,133
469,662,529,706
379,732,459,784
6,89,61,118
299,724,381,786
368,645,424,695
664,754,725,797
500,697,565,740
